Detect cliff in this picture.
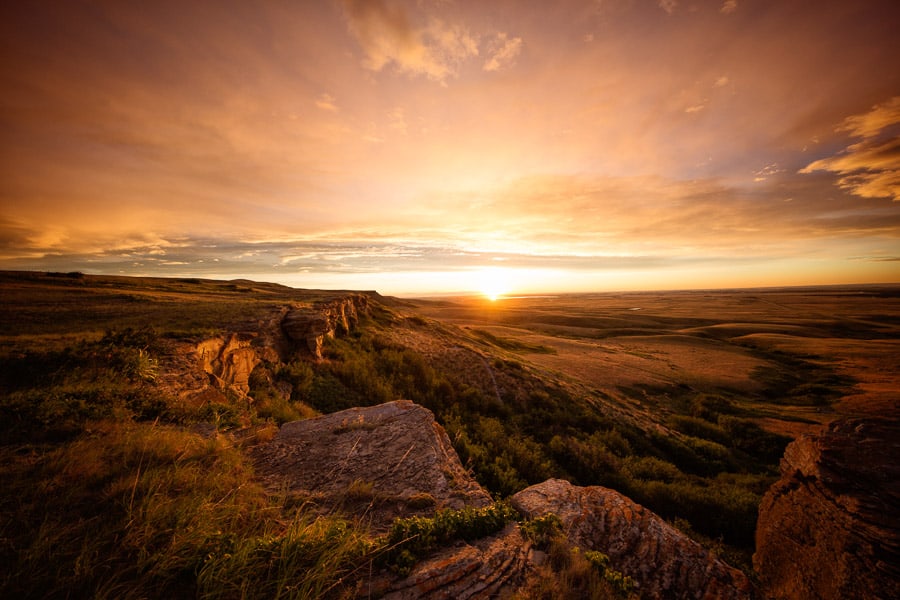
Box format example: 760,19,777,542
754,416,900,599
282,294,370,358
157,295,368,404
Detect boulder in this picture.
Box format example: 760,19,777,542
754,417,900,599
253,400,492,529
511,479,752,600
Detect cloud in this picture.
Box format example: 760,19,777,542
658,0,678,16
387,107,407,133
800,97,900,201
340,0,477,82
720,0,738,15
837,96,900,138
714,75,729,88
315,93,339,112
753,163,784,182
483,33,523,72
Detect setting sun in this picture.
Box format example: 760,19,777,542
475,267,512,301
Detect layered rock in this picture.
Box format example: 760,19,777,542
195,333,262,395
253,400,492,529
511,479,752,600
282,294,370,358
378,525,533,600
754,417,900,600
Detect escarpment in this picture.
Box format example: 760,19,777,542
754,416,900,600
282,294,370,358
156,294,368,402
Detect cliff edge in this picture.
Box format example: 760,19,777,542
754,416,900,599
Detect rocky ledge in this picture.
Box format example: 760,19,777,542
754,416,900,599
511,479,752,600
282,294,370,358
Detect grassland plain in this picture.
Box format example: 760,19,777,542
1,270,898,598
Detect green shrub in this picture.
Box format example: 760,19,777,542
667,414,729,445
381,503,518,575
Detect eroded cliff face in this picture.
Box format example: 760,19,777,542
282,294,370,358
156,295,367,404
754,417,900,600
512,479,752,600
195,334,263,395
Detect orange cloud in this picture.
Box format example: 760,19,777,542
801,97,900,201
340,0,477,82
483,33,523,72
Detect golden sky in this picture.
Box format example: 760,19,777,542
1,0,899,295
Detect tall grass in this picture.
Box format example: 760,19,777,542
0,421,374,599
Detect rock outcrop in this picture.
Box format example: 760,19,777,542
253,400,492,529
511,479,752,600
253,401,756,599
282,294,370,358
379,524,533,600
754,417,900,600
195,333,263,395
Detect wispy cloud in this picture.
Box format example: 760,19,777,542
720,1,738,15
315,93,339,112
658,0,678,16
340,0,477,82
483,33,523,72
801,97,900,201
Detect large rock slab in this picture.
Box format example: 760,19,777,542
754,417,900,599
511,479,752,600
253,400,492,529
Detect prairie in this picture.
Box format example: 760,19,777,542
2,270,898,597
412,287,900,437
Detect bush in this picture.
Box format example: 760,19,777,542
381,503,518,575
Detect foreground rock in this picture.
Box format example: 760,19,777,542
253,400,491,529
253,400,529,598
754,417,900,599
377,525,533,600
511,479,752,600
254,401,756,598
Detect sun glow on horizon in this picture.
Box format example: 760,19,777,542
475,267,513,301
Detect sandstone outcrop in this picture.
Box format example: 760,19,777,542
511,479,752,600
282,294,370,358
378,524,533,599
195,333,262,395
754,417,900,600
253,400,758,599
252,400,492,529
254,400,531,598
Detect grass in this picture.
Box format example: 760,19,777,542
0,420,384,599
4,271,888,594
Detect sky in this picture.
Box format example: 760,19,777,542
1,0,899,296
